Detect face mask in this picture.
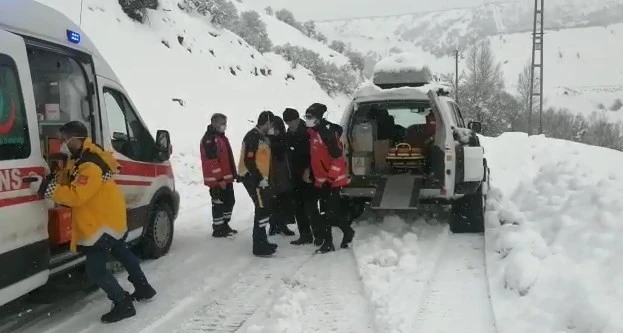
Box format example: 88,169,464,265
267,128,275,135
305,118,317,128
60,142,71,156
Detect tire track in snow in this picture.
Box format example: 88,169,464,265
412,233,497,333
292,249,376,333
177,246,315,333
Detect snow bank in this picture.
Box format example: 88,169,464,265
482,132,623,333
35,0,342,214
352,214,447,332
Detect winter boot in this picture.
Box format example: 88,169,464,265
129,276,156,302
280,224,296,236
253,243,277,257
290,234,313,245
212,224,234,238
313,237,324,246
101,293,136,324
224,222,238,234
315,240,336,254
340,226,355,249
268,223,280,236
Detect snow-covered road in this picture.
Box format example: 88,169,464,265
7,207,498,333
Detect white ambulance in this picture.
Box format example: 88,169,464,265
0,1,179,307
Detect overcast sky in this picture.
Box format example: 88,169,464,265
251,0,484,20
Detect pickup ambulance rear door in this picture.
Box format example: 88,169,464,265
0,29,50,307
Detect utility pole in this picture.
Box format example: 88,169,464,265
455,48,459,104
528,0,544,135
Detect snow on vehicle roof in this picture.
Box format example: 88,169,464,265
373,52,428,74
0,0,118,82
352,80,451,103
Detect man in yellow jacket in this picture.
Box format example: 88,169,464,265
38,121,155,324
238,111,276,257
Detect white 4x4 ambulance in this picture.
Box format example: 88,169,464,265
339,55,490,233
0,1,179,307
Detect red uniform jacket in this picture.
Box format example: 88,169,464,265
308,120,350,188
200,126,237,188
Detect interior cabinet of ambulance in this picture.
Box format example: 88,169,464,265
28,47,93,257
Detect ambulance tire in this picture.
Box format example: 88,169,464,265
139,202,174,259
449,185,485,234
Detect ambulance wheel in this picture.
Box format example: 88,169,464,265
140,202,174,259
449,186,485,233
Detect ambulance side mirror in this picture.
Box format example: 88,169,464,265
468,121,482,134
155,130,171,161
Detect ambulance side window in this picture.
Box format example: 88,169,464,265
0,54,30,161
103,88,157,162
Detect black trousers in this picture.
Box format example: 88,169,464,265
242,177,271,246
271,191,295,227
83,234,148,302
293,182,321,239
209,183,235,229
318,186,350,243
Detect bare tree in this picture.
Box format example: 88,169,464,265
459,40,504,130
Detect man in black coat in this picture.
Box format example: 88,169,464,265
283,108,322,246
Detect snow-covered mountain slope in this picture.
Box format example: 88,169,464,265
483,132,623,333
34,0,345,208
230,1,349,67
317,3,623,121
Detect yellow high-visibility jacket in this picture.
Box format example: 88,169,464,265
238,128,271,180
47,138,127,252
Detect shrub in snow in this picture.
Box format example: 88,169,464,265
275,9,302,30
273,44,358,95
118,0,158,23
316,32,328,44
234,11,273,53
329,40,347,54
179,0,239,30
610,98,623,111
346,50,365,72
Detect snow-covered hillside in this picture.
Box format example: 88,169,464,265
483,133,623,333
317,3,623,121
35,0,347,209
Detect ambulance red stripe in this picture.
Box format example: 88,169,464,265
0,194,42,208
117,160,173,178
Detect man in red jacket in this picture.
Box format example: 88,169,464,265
201,113,238,238
305,103,355,254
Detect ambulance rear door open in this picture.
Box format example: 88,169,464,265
0,29,50,307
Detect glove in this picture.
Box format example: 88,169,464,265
37,172,58,198
258,178,269,189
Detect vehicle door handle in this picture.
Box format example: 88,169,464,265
22,176,40,184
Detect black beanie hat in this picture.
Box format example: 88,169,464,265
283,108,299,122
305,103,327,119
257,110,274,126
